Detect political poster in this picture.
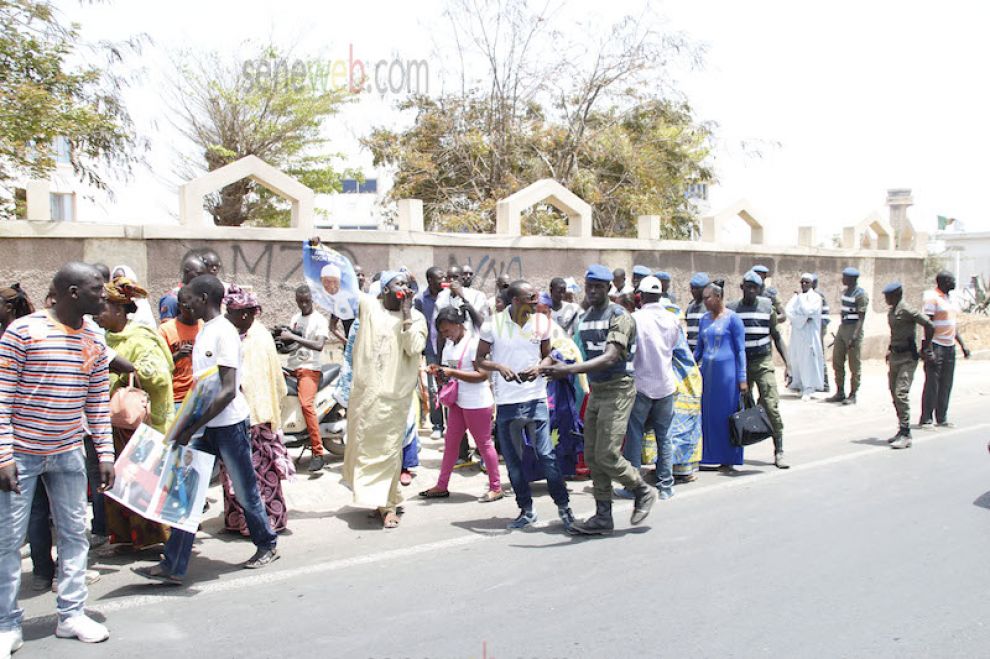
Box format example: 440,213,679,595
164,365,221,445
106,425,215,534
302,241,359,320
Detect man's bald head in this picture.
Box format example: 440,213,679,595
52,262,106,320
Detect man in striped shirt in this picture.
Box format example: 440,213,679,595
0,263,115,652
919,271,971,428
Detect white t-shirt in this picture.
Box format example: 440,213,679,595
286,311,330,371
479,310,552,405
193,315,250,428
440,334,494,410
436,287,489,332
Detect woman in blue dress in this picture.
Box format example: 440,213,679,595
693,281,749,470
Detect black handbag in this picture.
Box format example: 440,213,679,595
729,393,773,447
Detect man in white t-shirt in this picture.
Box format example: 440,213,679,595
476,279,574,531
282,285,331,472
134,275,278,586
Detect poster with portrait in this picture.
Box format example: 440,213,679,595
106,424,215,534
164,365,221,445
302,241,359,320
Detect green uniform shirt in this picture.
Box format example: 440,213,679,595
887,300,933,350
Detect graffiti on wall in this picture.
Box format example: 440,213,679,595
443,253,523,288
227,243,360,291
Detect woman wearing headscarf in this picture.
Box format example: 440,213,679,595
110,265,158,328
220,285,291,535
96,275,174,550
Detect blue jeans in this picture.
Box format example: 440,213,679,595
28,482,55,582
0,449,90,629
495,399,569,512
159,420,276,578
624,391,676,494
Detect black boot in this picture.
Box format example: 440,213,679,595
630,481,657,525
825,390,845,403
890,428,912,449
571,500,614,536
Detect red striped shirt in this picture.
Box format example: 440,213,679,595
0,311,112,468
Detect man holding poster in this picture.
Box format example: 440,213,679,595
133,275,278,585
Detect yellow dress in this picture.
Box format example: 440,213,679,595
342,295,427,512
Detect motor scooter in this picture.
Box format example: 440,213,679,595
280,364,347,457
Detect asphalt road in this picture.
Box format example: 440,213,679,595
21,390,990,658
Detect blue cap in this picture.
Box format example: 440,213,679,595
689,272,710,288
538,291,553,306
743,270,763,285
585,264,613,282
752,264,769,275
632,265,652,277
842,267,860,278
882,281,902,294
380,270,402,287
655,271,671,282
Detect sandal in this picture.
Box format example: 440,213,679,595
131,565,183,586
379,510,400,529
418,488,450,499
478,490,505,503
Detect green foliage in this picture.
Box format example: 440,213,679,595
364,94,713,237
362,0,714,237
169,46,359,227
0,0,142,215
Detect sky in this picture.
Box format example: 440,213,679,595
57,0,990,240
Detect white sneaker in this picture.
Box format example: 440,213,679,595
0,628,23,656
429,429,442,440
55,615,109,643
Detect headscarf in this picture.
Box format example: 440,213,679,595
105,276,148,305
109,265,157,328
379,271,402,288
800,272,814,282
0,283,34,318
223,283,261,311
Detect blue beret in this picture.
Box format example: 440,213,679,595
632,265,652,277
655,271,671,282
689,272,710,288
585,264,613,282
538,291,553,306
743,270,763,285
842,267,860,277
752,265,769,274
882,281,902,294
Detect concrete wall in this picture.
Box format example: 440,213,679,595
0,222,929,358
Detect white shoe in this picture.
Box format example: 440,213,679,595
429,429,442,440
801,394,811,402
0,628,23,656
55,615,109,643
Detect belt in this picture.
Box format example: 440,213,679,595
889,343,915,354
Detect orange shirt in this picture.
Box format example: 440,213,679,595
158,319,204,402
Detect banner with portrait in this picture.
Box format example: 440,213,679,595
302,241,359,320
105,424,215,534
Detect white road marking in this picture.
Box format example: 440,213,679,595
22,420,990,627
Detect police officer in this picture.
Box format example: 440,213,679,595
752,264,785,322
542,264,656,535
630,265,652,299
728,270,790,469
685,272,709,352
811,273,830,392
826,267,868,405
654,271,677,305
883,281,934,448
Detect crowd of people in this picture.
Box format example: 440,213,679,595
0,247,971,653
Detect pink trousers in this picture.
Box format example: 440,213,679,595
437,403,500,491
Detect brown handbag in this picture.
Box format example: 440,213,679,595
110,373,151,430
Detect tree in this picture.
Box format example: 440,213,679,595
167,45,359,227
0,0,143,216
362,0,714,237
